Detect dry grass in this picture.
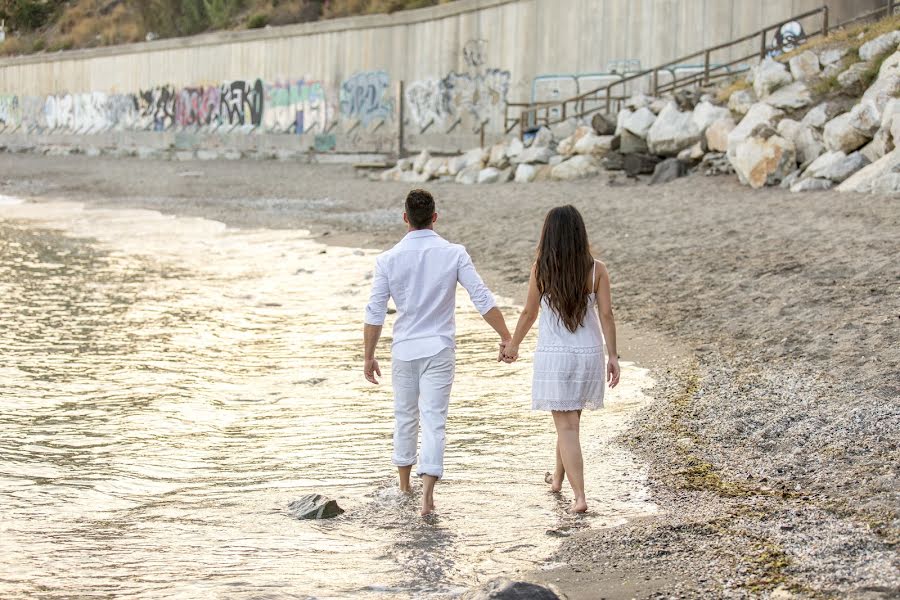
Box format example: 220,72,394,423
322,0,454,19
780,12,900,61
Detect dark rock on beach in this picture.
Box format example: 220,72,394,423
649,157,689,185
287,494,344,519
461,578,566,600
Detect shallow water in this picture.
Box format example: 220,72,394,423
0,198,656,599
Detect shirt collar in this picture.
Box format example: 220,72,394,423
404,229,438,240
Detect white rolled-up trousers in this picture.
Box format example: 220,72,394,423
391,347,455,479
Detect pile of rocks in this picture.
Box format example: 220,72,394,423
377,29,900,194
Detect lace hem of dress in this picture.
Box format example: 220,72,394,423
534,345,604,354
531,399,604,411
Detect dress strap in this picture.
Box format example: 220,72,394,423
591,260,597,292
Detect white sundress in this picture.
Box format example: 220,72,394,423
532,261,606,411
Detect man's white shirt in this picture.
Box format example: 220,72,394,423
364,229,496,361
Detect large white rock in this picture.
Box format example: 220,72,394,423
858,31,900,62
506,137,525,158
557,125,594,156
455,165,480,184
462,147,487,169
706,117,736,152
730,134,797,188
549,118,577,142
728,89,756,115
790,177,833,192
529,126,554,148
512,145,554,164
752,57,793,98
488,143,509,168
477,167,502,184
838,63,870,90
776,118,802,143
870,172,900,193
793,124,826,165
727,103,785,154
379,166,402,181
818,47,848,66
816,151,870,182
883,99,900,140
692,101,731,134
624,93,653,110
514,163,537,183
646,103,701,156
413,149,431,173
804,150,846,178
837,149,900,193
848,100,882,137
423,157,445,178
615,108,633,136
763,81,812,110
802,102,843,129
550,155,600,180
574,133,616,156
823,113,871,153
789,51,821,81
860,129,894,163
622,107,657,139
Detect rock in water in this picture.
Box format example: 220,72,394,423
287,494,344,519
461,578,565,600
649,158,689,185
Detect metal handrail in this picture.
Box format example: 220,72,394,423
513,5,832,136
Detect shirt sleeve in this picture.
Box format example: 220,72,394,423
364,257,390,326
457,247,496,316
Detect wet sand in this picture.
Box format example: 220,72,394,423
1,154,898,598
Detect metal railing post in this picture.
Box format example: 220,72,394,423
760,29,767,58
822,5,829,35
652,70,658,96
704,49,711,85
397,79,405,157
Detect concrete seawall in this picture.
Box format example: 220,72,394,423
0,0,882,155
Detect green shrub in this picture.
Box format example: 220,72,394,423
247,13,268,28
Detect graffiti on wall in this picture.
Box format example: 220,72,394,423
264,78,335,134
405,39,510,130
339,71,393,125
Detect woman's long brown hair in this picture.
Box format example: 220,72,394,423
535,205,594,332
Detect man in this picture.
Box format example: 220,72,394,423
363,188,511,516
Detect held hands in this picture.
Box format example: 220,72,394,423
498,339,518,363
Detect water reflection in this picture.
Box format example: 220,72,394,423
0,200,656,598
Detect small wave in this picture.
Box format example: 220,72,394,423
0,195,25,205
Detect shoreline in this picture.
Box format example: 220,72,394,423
1,154,897,598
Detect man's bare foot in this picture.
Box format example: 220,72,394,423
420,501,435,516
569,497,588,514
544,471,563,493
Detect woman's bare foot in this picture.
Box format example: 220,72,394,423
544,471,563,493
569,497,588,514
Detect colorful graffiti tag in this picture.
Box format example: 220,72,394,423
339,71,393,125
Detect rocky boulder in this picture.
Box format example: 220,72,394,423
477,167,502,184
622,107,656,139
413,149,431,173
574,133,616,156
649,158,689,185
557,125,594,156
512,145,554,164
455,164,480,184
506,137,525,159
591,112,617,135
623,153,662,176
488,143,509,168
728,89,756,115
514,163,538,183
790,177,833,192
423,157,445,178
837,63,870,92
730,134,796,188
823,113,871,153
692,100,731,134
858,30,900,62
646,103,701,156
789,50,821,81
818,47,848,66
528,126,554,148
619,129,648,154
763,81,812,110
550,155,600,180
752,57,793,98
837,149,900,193
727,102,784,155
792,124,827,165
802,102,844,129
461,578,564,600
706,117,736,152
817,151,870,182
287,494,344,519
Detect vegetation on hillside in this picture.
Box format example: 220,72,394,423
0,0,456,56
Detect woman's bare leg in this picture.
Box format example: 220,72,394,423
552,410,587,513
545,441,564,493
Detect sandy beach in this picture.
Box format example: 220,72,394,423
1,154,897,598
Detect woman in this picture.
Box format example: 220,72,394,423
501,205,619,513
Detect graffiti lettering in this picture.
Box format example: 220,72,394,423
340,71,393,125
264,79,334,134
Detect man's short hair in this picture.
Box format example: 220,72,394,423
405,189,435,229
